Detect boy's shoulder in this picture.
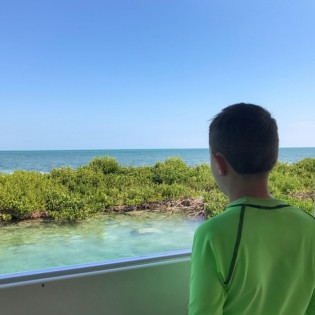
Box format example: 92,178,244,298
195,204,240,242
195,196,315,241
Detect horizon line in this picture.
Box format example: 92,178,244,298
0,147,315,152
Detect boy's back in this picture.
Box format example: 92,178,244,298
189,197,315,314
189,103,315,314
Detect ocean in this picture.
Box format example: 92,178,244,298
0,147,314,276
0,148,314,174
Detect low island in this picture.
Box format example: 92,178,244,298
0,156,314,223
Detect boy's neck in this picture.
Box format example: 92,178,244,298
227,173,273,203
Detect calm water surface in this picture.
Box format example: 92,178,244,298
0,211,201,275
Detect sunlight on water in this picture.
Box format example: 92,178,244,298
0,211,201,275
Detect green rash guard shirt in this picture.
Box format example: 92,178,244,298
189,197,315,315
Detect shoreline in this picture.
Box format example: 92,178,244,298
0,196,207,224
2,192,313,224
0,196,206,224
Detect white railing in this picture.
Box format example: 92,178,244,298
0,249,191,315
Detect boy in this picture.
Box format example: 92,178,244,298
189,103,315,314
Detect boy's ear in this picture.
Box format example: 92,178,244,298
213,153,227,176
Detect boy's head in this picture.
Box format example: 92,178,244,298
209,103,278,175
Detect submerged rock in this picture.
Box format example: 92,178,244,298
137,227,160,234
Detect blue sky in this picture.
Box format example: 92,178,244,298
1,0,315,150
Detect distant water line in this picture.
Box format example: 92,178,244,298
0,147,314,174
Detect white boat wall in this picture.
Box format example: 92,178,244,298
0,249,191,315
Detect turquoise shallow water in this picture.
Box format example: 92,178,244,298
0,211,201,275
0,148,314,174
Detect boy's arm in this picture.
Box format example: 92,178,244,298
306,288,315,315
189,227,226,315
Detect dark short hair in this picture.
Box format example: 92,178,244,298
209,103,279,174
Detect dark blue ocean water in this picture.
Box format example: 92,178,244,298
0,148,314,174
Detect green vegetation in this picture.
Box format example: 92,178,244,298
0,156,314,222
